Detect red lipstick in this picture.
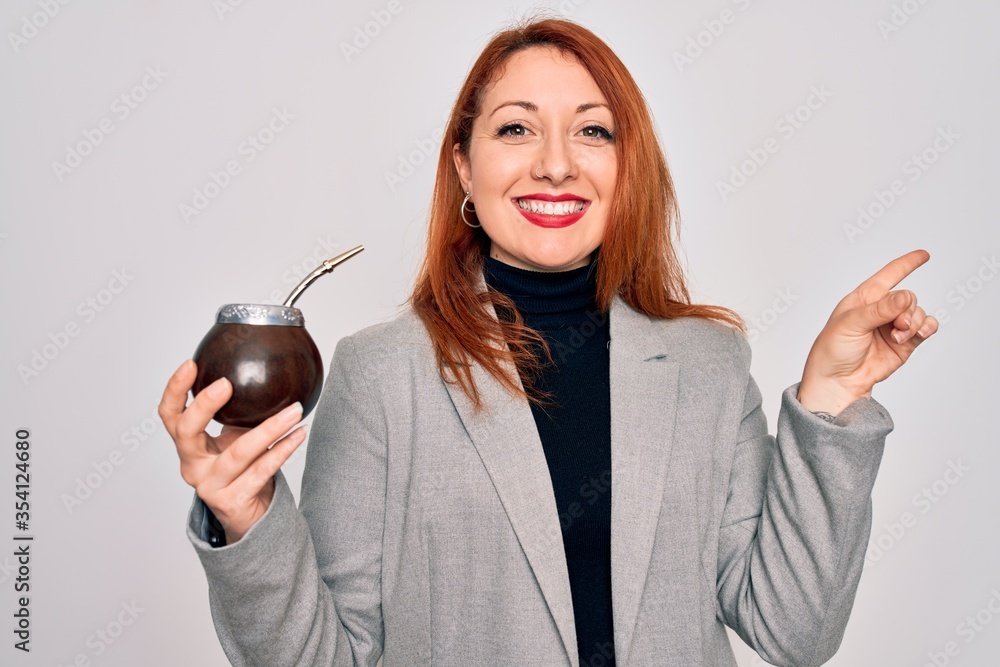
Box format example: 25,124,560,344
512,194,590,229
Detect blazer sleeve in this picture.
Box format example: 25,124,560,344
186,334,386,667
715,328,894,667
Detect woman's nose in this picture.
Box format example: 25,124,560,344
533,136,577,183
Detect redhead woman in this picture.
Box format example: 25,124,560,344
159,17,938,667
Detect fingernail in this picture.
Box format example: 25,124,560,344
892,329,905,344
901,317,911,330
207,377,230,398
280,401,303,422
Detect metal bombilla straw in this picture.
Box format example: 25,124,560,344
282,244,365,307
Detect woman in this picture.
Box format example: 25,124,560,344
160,17,937,667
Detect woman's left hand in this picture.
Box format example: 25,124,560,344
796,249,939,416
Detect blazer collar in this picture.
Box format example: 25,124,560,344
442,274,680,667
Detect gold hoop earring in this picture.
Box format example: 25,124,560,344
461,191,481,228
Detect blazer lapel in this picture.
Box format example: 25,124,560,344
608,294,680,665
443,278,579,665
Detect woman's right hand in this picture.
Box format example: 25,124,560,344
158,359,308,544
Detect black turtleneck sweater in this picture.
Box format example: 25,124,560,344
483,255,616,667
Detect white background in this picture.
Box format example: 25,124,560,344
2,1,997,665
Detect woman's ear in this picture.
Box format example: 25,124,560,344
452,142,471,192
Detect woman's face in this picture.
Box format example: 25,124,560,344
453,46,618,272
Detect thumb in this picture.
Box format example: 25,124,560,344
854,290,911,332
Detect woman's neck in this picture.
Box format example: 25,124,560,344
483,254,599,316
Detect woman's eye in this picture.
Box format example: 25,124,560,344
497,123,528,138
581,125,614,141
495,123,614,141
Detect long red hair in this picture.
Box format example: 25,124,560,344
408,15,745,412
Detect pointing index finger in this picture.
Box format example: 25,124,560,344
856,249,930,298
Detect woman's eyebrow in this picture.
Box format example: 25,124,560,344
489,101,610,118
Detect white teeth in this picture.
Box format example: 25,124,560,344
516,199,586,215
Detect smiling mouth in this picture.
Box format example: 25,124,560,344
514,198,589,215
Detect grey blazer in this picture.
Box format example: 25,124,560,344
186,291,894,667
